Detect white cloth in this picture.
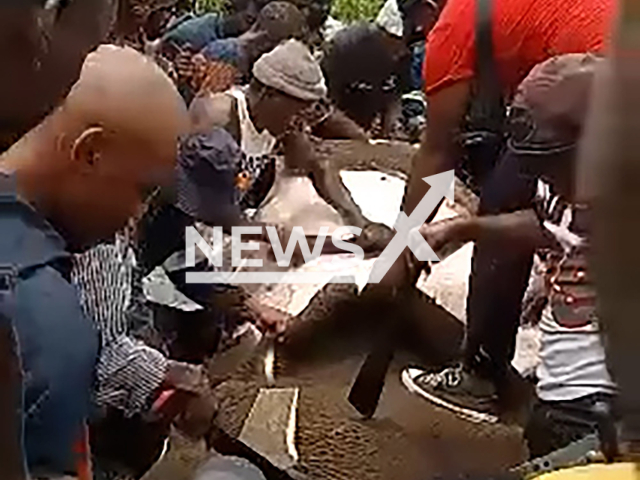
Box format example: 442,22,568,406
376,0,404,37
227,87,277,159
323,16,346,42
537,305,615,402
254,158,344,235
533,179,616,401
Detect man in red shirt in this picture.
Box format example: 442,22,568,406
393,0,616,422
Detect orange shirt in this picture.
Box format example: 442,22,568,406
423,0,617,97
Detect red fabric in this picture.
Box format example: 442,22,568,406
423,0,617,97
73,423,93,480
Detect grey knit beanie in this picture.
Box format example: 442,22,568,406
252,39,327,101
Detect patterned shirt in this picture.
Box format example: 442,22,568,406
534,181,596,329
533,180,616,401
175,51,240,98
72,236,167,416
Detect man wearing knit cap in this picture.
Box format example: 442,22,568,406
0,45,188,476
248,38,328,133
191,39,391,247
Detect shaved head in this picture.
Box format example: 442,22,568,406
1,45,189,250
63,45,187,169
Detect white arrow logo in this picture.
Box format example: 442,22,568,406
367,170,455,284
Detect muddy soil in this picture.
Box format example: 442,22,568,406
143,284,526,480
315,139,479,215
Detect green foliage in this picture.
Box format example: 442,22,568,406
331,0,384,23
195,0,229,14
194,0,385,22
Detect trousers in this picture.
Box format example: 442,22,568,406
463,149,537,389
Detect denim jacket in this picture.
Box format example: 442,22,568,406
0,174,98,476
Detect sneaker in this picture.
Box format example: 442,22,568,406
402,365,500,424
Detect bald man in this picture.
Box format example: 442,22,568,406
0,45,188,477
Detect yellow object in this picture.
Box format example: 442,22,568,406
537,463,640,480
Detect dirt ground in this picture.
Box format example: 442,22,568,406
143,357,526,480
142,141,526,480
143,287,527,480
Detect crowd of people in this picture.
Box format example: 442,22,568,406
0,0,631,478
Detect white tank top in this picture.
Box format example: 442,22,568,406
226,88,343,232
227,87,277,158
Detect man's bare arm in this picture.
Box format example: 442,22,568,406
375,81,471,287
423,210,553,253
403,81,471,214
377,210,551,289
312,108,369,141
282,130,371,228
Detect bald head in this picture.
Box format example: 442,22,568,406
64,45,187,160
1,45,188,250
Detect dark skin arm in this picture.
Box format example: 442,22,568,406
377,80,472,286
379,210,555,287
282,129,370,228
404,81,471,213
207,285,290,335
311,108,370,141
421,210,554,254
283,130,395,251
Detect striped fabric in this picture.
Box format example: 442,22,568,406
533,180,615,401
72,237,133,347
94,336,167,415
72,237,167,416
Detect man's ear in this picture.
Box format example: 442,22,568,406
70,126,105,170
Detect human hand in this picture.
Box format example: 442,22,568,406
148,361,212,431
356,222,395,253
157,361,219,439
163,360,210,394
250,301,291,336
173,392,219,440
174,48,195,78
417,218,460,256
175,47,207,86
